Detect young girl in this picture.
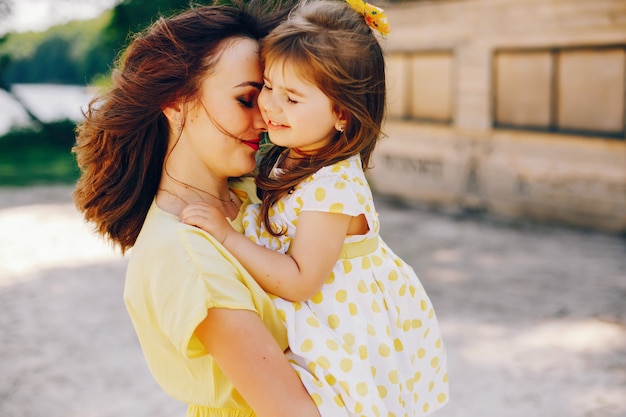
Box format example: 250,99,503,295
181,0,449,415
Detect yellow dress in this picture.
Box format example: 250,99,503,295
124,178,287,417
243,156,449,416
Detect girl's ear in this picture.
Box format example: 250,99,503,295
334,108,348,132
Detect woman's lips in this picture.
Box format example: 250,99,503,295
242,138,260,151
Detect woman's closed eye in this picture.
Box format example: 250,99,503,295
238,97,253,108
237,92,259,108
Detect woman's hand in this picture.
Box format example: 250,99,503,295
179,202,235,244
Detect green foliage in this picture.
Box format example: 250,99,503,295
103,0,206,54
0,0,214,186
0,0,215,86
0,0,231,186
0,120,79,186
0,12,114,85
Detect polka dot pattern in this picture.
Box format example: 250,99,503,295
243,155,449,416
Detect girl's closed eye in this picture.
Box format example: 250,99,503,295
262,83,273,92
286,95,298,104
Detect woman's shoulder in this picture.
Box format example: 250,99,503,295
131,201,234,274
127,202,259,309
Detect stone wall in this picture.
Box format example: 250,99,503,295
369,0,626,233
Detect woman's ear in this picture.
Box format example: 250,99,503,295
162,101,184,131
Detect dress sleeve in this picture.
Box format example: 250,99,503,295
157,226,261,358
297,162,368,217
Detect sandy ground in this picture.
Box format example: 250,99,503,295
1,185,625,417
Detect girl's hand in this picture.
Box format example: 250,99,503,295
179,202,234,244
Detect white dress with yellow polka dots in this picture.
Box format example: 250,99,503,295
242,155,449,417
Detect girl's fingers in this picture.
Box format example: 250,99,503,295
180,204,219,220
179,214,204,226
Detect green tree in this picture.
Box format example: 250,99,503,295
0,0,11,89
0,35,10,90
101,0,207,60
32,36,79,83
0,12,114,85
0,0,217,87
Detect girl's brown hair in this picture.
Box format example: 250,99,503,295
73,1,295,252
256,0,387,235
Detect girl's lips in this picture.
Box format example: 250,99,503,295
267,120,288,129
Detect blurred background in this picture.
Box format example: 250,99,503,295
372,0,626,235
0,0,624,231
0,0,204,185
0,1,625,417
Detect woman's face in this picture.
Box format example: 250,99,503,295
182,37,266,180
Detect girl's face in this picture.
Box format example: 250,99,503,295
180,37,266,180
258,59,341,154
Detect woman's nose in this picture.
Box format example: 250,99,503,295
253,107,267,131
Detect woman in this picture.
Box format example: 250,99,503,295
73,2,321,417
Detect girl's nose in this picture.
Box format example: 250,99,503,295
259,88,279,114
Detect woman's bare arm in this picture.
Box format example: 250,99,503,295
195,307,321,417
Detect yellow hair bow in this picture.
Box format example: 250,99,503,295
346,0,391,35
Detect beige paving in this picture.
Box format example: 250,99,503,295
0,185,624,417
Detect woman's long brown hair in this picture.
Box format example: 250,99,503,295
73,0,296,253
257,0,387,236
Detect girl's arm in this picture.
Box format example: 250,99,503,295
180,203,350,301
195,307,321,417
